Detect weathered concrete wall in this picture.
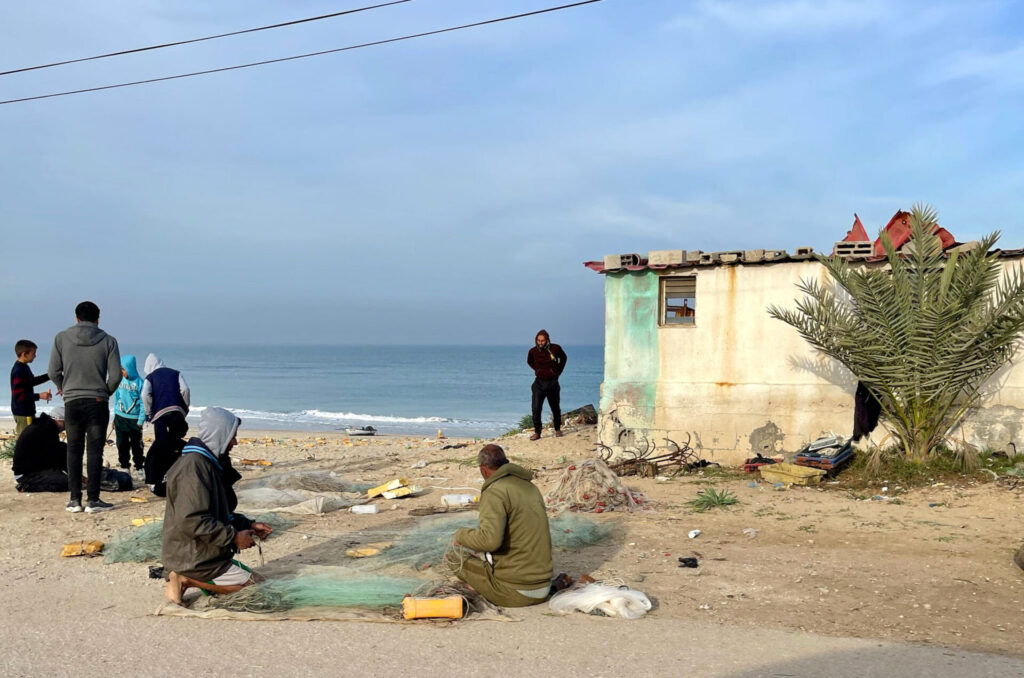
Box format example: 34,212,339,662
598,259,1024,465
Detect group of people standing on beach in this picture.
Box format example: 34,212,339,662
12,310,571,608
10,301,190,512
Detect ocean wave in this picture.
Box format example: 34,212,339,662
187,406,510,430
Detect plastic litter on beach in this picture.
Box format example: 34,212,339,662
548,581,652,619
240,459,273,467
61,540,104,558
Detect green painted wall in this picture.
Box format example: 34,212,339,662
601,271,660,427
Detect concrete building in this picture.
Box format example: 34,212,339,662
585,238,1024,466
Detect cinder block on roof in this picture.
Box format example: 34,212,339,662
648,250,685,266
686,250,703,263
791,247,815,259
833,241,874,259
716,250,744,263
603,253,645,269
744,249,765,263
763,249,787,261
699,252,717,265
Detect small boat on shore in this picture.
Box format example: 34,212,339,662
344,426,377,436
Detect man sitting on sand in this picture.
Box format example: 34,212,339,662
12,407,69,493
450,444,553,607
161,407,272,604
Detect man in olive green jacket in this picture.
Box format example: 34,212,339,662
451,444,553,607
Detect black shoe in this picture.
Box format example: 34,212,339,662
66,499,83,513
85,499,114,513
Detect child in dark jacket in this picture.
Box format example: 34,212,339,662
113,355,147,473
10,340,52,436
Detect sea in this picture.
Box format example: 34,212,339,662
7,345,604,438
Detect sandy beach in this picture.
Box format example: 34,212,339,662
2,421,1024,677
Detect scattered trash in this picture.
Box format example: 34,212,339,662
345,542,392,558
678,557,699,568
61,541,104,558
440,443,467,450
742,527,758,539
698,603,712,610
748,481,758,488
743,453,778,473
367,478,409,498
239,459,273,467
131,516,160,527
774,482,786,491
793,435,854,473
555,456,568,464
760,463,826,486
128,496,148,503
410,460,428,469
381,486,423,500
688,529,702,539
441,494,478,507
548,581,652,619
402,595,464,620
351,505,379,515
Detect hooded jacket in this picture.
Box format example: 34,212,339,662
113,355,146,425
527,330,567,381
12,413,67,478
161,407,249,581
48,322,121,402
142,353,190,421
454,463,553,589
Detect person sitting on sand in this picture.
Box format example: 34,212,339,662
449,444,553,607
161,407,272,604
12,407,69,493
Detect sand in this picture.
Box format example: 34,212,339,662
2,421,1024,676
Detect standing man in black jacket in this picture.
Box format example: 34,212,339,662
49,301,122,514
526,329,567,441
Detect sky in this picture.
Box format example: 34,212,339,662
2,0,1023,346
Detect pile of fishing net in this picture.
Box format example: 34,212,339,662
545,458,647,512
234,470,373,515
103,513,296,564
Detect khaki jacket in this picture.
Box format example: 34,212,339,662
455,463,553,589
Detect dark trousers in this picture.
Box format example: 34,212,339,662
114,416,144,470
153,411,188,443
65,398,109,502
16,470,69,493
531,378,561,435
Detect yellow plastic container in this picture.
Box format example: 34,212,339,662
759,462,826,486
402,595,464,620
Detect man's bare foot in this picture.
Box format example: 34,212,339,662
165,571,186,605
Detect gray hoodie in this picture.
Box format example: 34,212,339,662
48,322,122,402
161,407,243,581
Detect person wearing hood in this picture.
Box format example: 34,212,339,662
526,329,567,441
12,408,69,493
113,355,147,474
141,353,190,442
450,444,553,607
48,301,121,513
161,407,272,605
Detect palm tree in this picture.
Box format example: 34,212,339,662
769,204,1024,461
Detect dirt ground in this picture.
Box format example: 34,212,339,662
2,422,1023,668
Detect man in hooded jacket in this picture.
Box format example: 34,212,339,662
48,301,121,513
12,408,69,492
161,407,271,604
142,353,190,442
450,444,553,607
526,329,567,440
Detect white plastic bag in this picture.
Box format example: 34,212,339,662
548,583,652,619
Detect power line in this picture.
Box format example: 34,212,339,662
0,0,604,106
0,0,412,77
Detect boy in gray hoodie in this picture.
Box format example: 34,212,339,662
48,301,122,513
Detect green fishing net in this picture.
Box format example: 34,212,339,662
348,513,613,572
103,513,297,564
210,569,422,612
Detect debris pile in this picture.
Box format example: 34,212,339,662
545,458,645,512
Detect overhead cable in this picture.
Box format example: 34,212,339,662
0,0,412,77
0,0,604,106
